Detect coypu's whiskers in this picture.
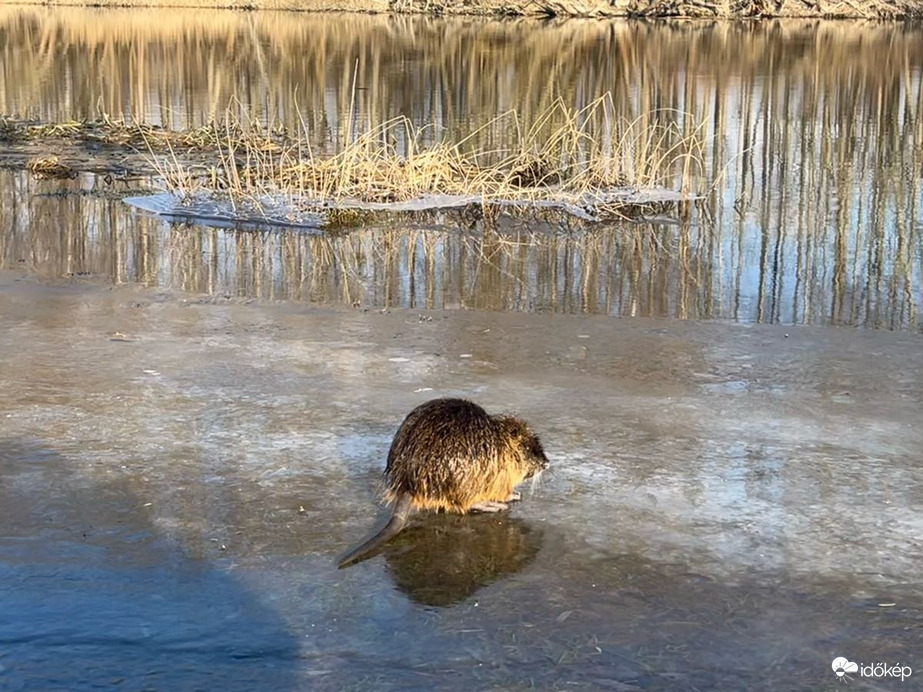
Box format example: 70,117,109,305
529,470,543,497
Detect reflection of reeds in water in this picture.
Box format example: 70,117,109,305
1,170,918,329
0,12,920,328
720,27,923,329
5,10,920,137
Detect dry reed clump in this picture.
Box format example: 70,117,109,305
10,0,917,16
393,0,921,17
0,114,255,152
148,95,706,223
27,155,77,180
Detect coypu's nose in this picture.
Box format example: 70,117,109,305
527,457,549,478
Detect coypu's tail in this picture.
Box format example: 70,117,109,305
337,494,413,569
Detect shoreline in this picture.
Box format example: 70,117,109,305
14,0,923,18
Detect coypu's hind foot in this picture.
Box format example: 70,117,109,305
469,501,510,513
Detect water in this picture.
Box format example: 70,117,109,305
1,8,922,690
2,272,921,689
1,10,921,328
2,167,921,327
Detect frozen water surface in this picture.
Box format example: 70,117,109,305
2,8,923,690
1,270,921,690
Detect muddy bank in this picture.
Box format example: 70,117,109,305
16,0,923,18
1,268,922,689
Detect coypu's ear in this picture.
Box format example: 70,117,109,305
496,415,523,438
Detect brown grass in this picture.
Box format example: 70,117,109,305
0,100,702,223
139,95,705,222
27,155,77,180
10,0,921,16
4,9,919,143
0,116,238,151
508,0,923,18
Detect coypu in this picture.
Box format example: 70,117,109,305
337,398,548,568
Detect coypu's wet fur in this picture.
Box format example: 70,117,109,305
337,398,548,568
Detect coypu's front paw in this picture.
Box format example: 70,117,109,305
505,491,522,503
470,501,510,513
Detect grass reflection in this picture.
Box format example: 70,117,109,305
0,10,920,329
0,170,918,330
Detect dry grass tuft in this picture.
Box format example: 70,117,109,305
384,0,921,17
143,95,706,224
324,207,376,232
433,0,922,17
27,155,77,180
2,96,707,224
3,0,917,16
0,115,247,153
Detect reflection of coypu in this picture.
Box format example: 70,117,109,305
337,398,549,568
383,514,542,606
